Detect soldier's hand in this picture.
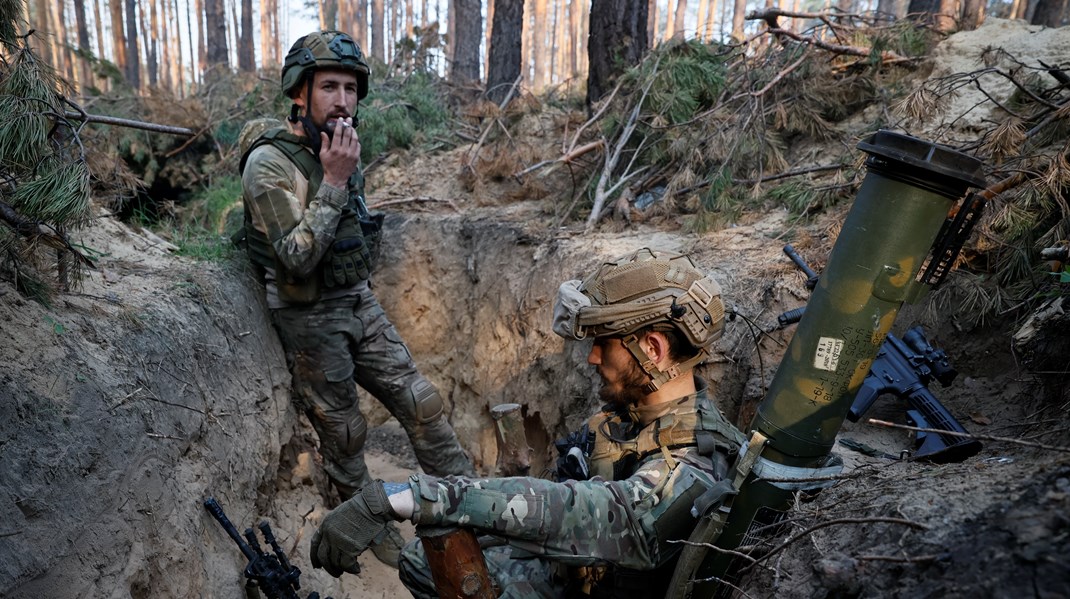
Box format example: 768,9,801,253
321,117,361,189
310,481,399,577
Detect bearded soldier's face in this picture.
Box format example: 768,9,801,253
294,68,359,132
588,337,648,407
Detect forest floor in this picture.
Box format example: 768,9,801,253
1,17,1069,599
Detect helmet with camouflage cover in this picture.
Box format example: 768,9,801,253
282,30,370,100
553,248,726,391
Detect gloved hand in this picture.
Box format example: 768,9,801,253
323,216,372,288
310,482,400,577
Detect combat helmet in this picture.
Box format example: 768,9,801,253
282,31,369,100
553,248,726,392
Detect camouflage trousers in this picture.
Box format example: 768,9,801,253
270,292,474,499
399,542,567,598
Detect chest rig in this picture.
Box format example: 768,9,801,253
585,393,744,482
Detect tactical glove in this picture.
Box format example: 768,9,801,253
310,481,400,577
323,216,373,288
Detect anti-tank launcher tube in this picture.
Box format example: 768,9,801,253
666,130,987,598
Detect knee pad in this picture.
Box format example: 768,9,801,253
409,378,443,424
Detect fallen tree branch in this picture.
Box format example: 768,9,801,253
514,140,605,178
856,554,942,563
0,199,95,267
746,22,912,64
367,196,460,212
744,517,929,571
63,110,195,136
463,75,523,172
866,419,1070,453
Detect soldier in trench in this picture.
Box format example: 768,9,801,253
236,30,475,568
309,248,746,597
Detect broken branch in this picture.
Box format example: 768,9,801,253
63,110,195,136
866,419,1070,453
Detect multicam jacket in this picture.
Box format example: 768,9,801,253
405,377,745,593
240,124,366,308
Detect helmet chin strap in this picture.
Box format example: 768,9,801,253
289,76,324,156
621,333,707,394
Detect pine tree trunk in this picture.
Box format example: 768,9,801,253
372,0,385,61
1030,0,1065,25
451,0,482,83
521,0,532,83
406,0,414,36
647,0,656,47
50,0,71,80
124,0,140,88
696,0,709,42
960,0,985,29
204,0,229,73
172,0,185,95
109,0,125,75
194,0,207,78
571,0,585,79
259,0,273,70
93,0,105,64
354,0,367,52
160,0,172,91
586,0,647,106
673,0,687,39
320,0,337,29
146,0,159,87
731,0,746,41
239,0,254,71
73,0,93,90
664,0,676,39
484,0,493,76
532,0,547,88
934,0,957,31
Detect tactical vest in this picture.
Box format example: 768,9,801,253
586,394,745,481
572,391,744,599
237,127,367,281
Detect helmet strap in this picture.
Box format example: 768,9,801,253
621,334,707,394
293,76,323,157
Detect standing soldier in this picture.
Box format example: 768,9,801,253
309,249,746,596
237,30,475,567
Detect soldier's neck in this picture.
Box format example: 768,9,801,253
639,372,697,408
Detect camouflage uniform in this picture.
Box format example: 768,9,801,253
397,376,744,598
241,126,474,498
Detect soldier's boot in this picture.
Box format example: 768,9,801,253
371,521,405,568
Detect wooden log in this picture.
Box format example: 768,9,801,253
420,526,498,599
490,403,532,476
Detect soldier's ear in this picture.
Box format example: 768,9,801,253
642,332,671,366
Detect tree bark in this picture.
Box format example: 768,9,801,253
204,0,229,73
320,0,337,29
532,0,548,88
124,0,140,88
696,0,709,41
572,0,586,79
586,0,648,106
194,0,207,79
664,0,676,39
372,0,385,61
160,0,172,91
144,0,158,87
172,0,185,95
238,0,254,71
487,0,523,102
647,0,657,46
934,0,957,32
73,0,93,89
1030,0,1066,26
109,0,126,76
354,0,368,53
451,0,482,83
673,0,687,39
960,0,985,29
731,0,747,41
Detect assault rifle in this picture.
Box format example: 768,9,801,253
203,497,329,599
845,326,983,463
777,245,982,463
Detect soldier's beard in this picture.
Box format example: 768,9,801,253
598,360,650,407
